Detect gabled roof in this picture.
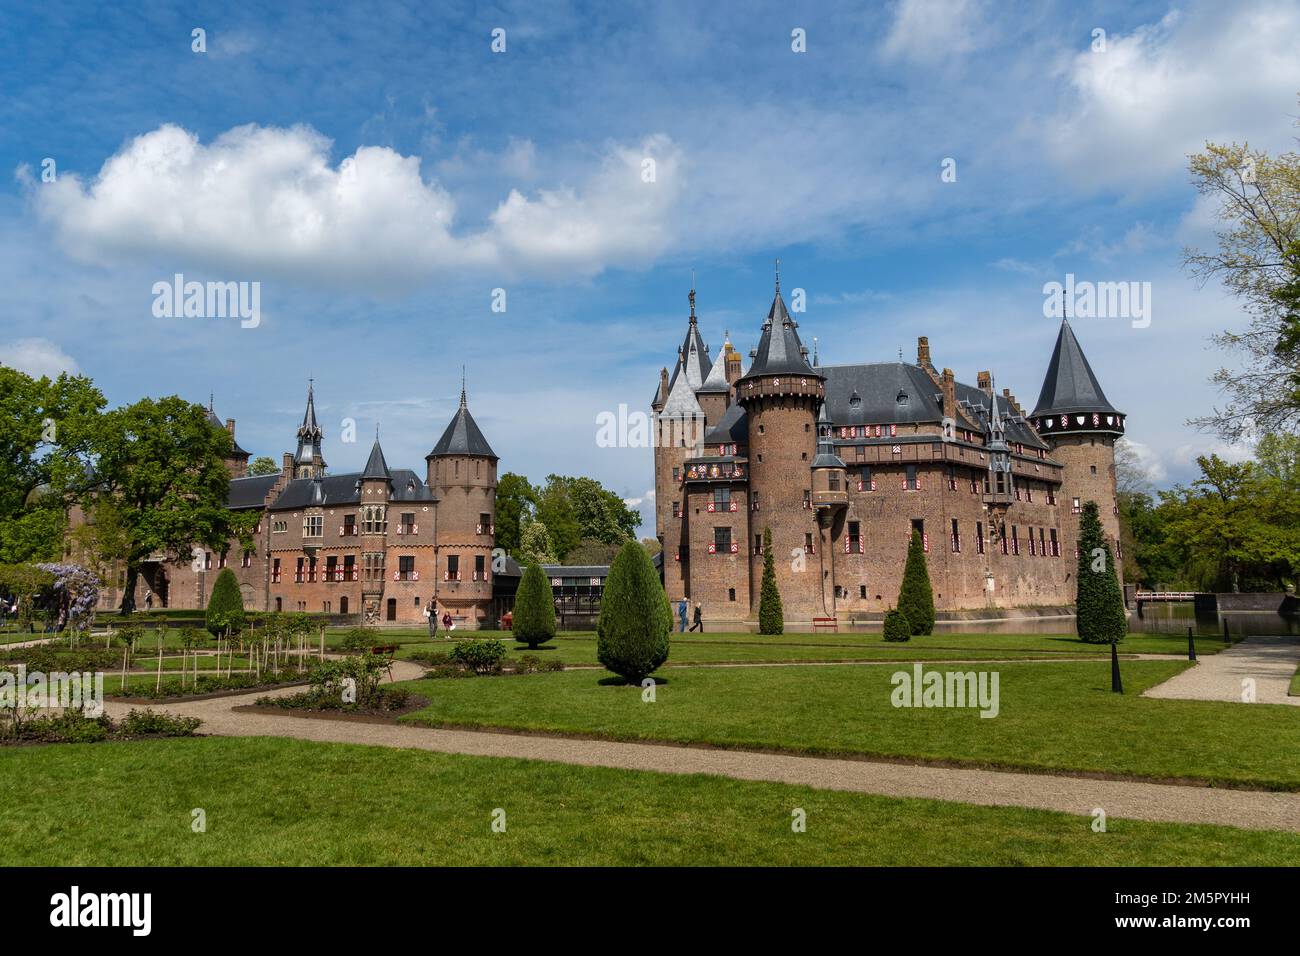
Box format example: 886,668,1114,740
820,363,943,425
429,385,497,459
703,401,748,445
361,438,390,479
659,367,706,419
955,383,1048,450
269,468,434,510
206,402,249,456
227,473,278,509
1031,319,1120,417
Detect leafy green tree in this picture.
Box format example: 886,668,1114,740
882,608,911,642
896,530,935,635
0,367,105,563
0,563,55,632
205,567,246,635
518,520,556,564
91,397,252,614
565,538,622,565
1184,137,1300,440
1075,501,1127,644
531,475,640,561
596,541,670,682
535,478,582,560
758,527,783,635
495,472,538,555
247,456,279,476
512,560,556,649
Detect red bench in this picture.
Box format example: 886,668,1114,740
812,617,838,632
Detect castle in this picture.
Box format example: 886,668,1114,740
652,269,1126,623
87,381,500,628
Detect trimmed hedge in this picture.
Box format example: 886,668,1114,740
597,541,670,682
896,530,935,635
758,527,784,635
1075,500,1127,644
205,568,246,636
512,560,556,649
882,608,912,642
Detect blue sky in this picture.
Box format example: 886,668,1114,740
2,0,1299,535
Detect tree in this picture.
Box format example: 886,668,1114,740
1184,135,1300,441
896,530,935,635
36,562,100,639
247,456,279,476
596,541,670,683
1075,501,1126,644
640,537,662,558
565,538,622,565
758,527,783,635
495,472,538,555
91,397,253,614
535,478,582,560
533,475,641,561
882,608,911,642
518,520,556,564
0,563,55,632
206,567,246,636
0,366,105,563
512,560,556,649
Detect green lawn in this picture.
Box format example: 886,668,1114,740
399,660,1300,790
2,737,1295,865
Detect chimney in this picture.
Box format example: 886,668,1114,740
1003,388,1024,416
941,367,957,421
225,418,235,437
977,370,992,392
654,367,669,410
282,452,294,478
726,344,743,386
917,336,933,371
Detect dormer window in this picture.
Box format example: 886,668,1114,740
849,391,862,408
896,390,909,405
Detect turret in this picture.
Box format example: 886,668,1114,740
293,380,326,479
1030,319,1125,577
736,261,825,620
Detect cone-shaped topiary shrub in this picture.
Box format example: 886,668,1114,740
205,567,245,636
1075,500,1127,644
597,541,671,682
758,527,784,635
882,608,911,642
512,560,556,649
896,530,935,635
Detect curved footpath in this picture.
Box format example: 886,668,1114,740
101,658,1300,835
1142,634,1300,706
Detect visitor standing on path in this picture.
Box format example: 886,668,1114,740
441,611,454,640
424,600,437,639
689,601,703,632
678,597,688,633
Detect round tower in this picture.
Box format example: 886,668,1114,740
1030,319,1126,575
426,377,498,628
736,263,824,621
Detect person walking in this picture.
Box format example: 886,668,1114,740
424,599,437,639
677,597,688,633
144,590,153,610
689,601,703,632
441,611,454,640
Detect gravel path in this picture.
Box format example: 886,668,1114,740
1142,635,1300,707
99,659,1300,834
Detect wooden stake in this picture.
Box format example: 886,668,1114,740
156,638,163,693
120,645,128,692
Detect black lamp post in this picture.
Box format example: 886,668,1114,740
1187,626,1196,661
1110,641,1123,694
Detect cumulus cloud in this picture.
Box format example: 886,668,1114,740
1044,3,1300,189
27,123,683,287
1,338,79,377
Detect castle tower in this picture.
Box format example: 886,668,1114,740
358,434,391,621
1030,319,1126,577
426,376,497,627
736,263,825,620
293,381,326,479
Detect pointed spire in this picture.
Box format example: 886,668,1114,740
688,271,697,324
774,257,781,295
1031,318,1121,419
362,434,391,480
294,379,325,469
460,366,467,409
428,373,497,460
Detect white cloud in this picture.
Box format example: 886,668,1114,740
1044,3,1300,189
27,123,683,287
882,0,988,64
1,337,79,377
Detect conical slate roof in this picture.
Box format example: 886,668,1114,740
665,289,713,394
659,367,706,419
294,381,325,465
361,437,390,479
740,282,819,381
1032,320,1120,417
696,339,734,393
205,397,248,455
428,384,497,459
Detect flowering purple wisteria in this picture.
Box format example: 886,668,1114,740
35,563,100,634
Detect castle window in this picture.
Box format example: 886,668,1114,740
218,550,227,569
1011,526,1020,556
801,452,807,460
272,558,281,583
847,521,862,554
242,549,253,568
754,534,763,555
1072,497,1081,514
1029,528,1037,555
672,501,681,518
1039,528,1047,557
951,519,961,554
344,554,356,580
363,552,385,582
947,466,957,491
859,585,867,599
475,554,486,581
672,466,680,481
976,521,985,555
713,487,731,510
728,588,736,602
362,506,387,534
204,552,212,570
713,527,731,553
1090,465,1097,475
828,473,839,491
446,554,461,581
307,556,317,582
303,515,323,538
803,490,811,509
343,514,356,536
858,467,875,492
398,556,415,581
295,558,305,584
904,465,919,491
1049,528,1060,557
804,533,814,555
478,512,492,534
399,513,415,534
326,555,338,581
